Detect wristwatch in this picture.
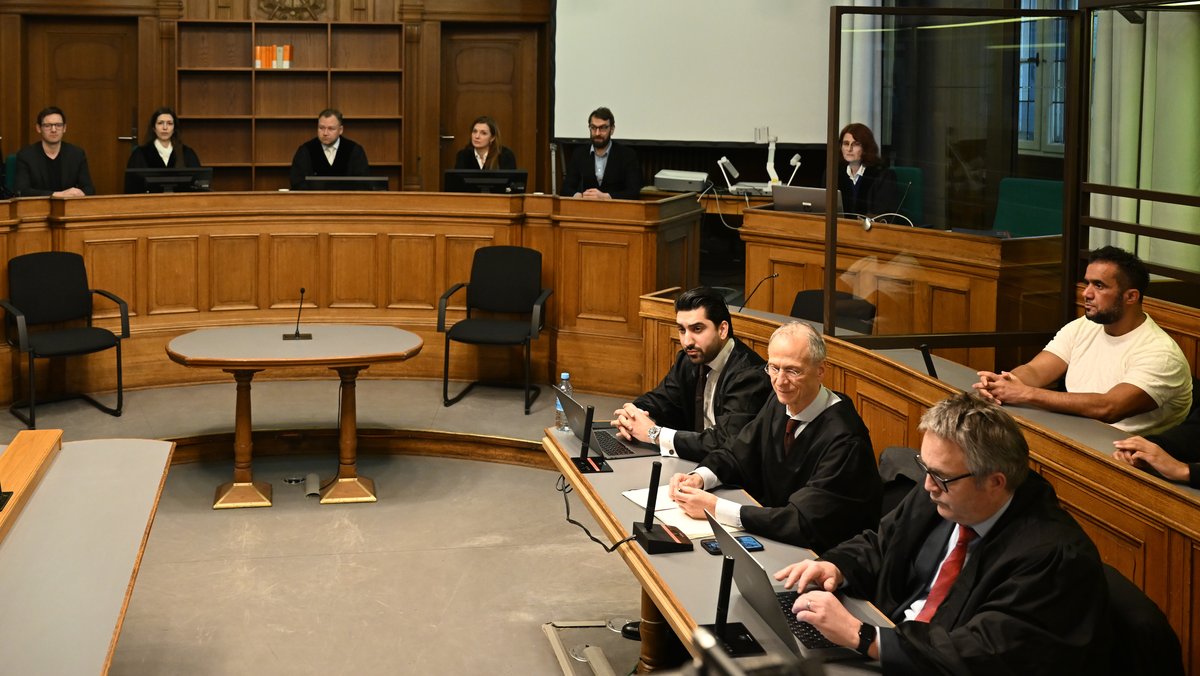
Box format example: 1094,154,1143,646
856,622,877,657
647,425,661,445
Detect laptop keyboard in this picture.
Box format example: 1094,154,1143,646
592,432,634,456
776,591,838,649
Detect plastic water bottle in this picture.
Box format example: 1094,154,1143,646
555,372,572,431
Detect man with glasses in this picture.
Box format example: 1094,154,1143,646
561,106,642,200
613,286,771,462
15,106,95,197
289,109,370,190
669,321,881,551
774,392,1107,673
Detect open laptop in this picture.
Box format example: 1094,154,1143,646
772,185,842,214
554,385,661,460
705,511,892,661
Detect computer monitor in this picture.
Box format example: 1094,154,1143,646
125,166,213,193
443,169,528,194
302,175,389,191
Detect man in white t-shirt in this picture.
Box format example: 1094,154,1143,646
974,246,1191,436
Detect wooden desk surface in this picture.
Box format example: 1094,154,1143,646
542,428,882,673
0,436,173,674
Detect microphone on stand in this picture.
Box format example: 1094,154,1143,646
739,273,779,312
632,461,693,554
786,154,802,186
283,287,313,340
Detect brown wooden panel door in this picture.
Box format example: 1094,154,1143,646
26,19,138,196
440,27,538,189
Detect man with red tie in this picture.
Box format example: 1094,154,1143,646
775,392,1108,672
669,321,881,551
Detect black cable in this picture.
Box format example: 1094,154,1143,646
555,475,636,553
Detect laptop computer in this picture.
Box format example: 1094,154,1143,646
705,511,892,661
772,185,842,214
554,385,661,460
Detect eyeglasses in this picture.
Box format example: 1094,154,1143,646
840,140,861,149
41,122,65,130
764,364,807,380
913,454,974,492
588,124,611,133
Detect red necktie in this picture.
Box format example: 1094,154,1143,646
783,418,800,453
915,525,977,622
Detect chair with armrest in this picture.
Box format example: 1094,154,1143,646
437,246,552,415
992,177,1063,237
0,251,129,428
1103,564,1184,676
790,289,876,335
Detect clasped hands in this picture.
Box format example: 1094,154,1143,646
973,369,1032,406
613,403,656,443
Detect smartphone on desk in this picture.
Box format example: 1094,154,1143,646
701,535,764,555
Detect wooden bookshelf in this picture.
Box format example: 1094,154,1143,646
176,20,404,191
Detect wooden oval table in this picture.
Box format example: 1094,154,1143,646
167,324,423,508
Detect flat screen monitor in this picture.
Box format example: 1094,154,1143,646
443,169,528,194
771,185,841,214
126,166,213,193
302,175,389,191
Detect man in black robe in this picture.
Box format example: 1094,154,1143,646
613,286,771,463
669,321,881,551
289,108,370,189
776,392,1109,674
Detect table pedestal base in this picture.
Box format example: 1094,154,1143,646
213,480,272,509
320,476,377,504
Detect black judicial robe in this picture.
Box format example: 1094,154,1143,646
124,143,202,193
836,163,900,217
633,337,771,463
453,146,517,170
701,393,881,551
289,137,370,190
820,473,1109,676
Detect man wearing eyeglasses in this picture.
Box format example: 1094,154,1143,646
561,106,642,200
15,106,96,197
669,321,881,551
773,392,1107,673
613,286,771,463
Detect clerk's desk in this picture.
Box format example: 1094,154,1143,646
542,428,883,674
0,431,173,674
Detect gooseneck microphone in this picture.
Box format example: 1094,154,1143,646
282,287,313,341
739,273,780,312
699,554,765,656
632,461,693,554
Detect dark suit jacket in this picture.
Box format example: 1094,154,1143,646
453,146,516,170
289,137,370,189
821,473,1109,675
15,142,96,196
561,141,642,200
836,163,899,217
124,143,202,193
633,337,771,463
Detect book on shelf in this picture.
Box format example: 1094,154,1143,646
254,44,292,69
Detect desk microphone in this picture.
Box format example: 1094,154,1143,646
893,180,914,225
570,404,611,474
632,461,693,554
699,555,764,656
919,344,938,379
739,273,779,312
283,287,313,341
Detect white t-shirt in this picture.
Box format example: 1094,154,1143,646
1043,313,1192,435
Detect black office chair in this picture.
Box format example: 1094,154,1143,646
1,251,130,428
437,246,552,415
1104,564,1184,676
790,289,876,334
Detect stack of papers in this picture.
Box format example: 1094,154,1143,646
621,486,715,539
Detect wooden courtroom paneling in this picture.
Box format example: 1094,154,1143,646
740,209,1061,371
387,233,437,310
147,236,200,315
328,233,378,309
210,235,259,310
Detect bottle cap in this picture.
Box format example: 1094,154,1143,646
560,372,570,380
